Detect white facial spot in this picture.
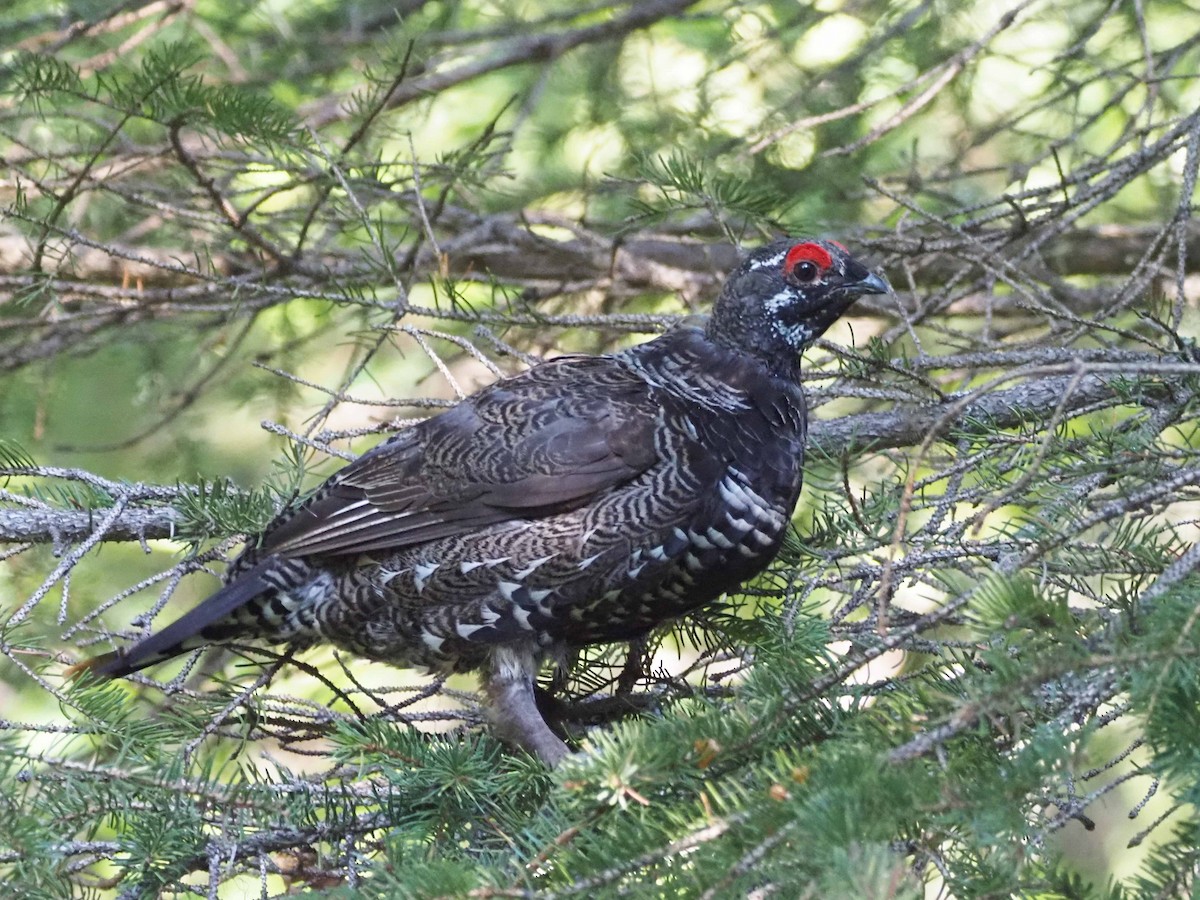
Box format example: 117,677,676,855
772,322,814,346
762,287,796,314
747,250,787,271
760,287,817,346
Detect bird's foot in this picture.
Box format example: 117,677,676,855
484,648,570,767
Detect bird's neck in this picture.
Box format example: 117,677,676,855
621,324,805,408
702,317,804,382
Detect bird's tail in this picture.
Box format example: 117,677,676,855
69,557,284,679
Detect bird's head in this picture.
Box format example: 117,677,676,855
707,238,889,374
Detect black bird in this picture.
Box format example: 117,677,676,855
76,239,888,765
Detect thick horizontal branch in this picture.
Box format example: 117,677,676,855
0,505,180,545
808,370,1123,457
0,369,1135,546
1,222,1196,301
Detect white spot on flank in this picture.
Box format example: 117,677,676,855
688,529,715,550
628,563,647,579
724,513,753,533
258,603,284,626
706,528,735,550
725,468,787,527
379,568,403,585
528,588,553,604
647,545,667,561
764,508,788,529
460,560,486,574
751,529,776,547
498,581,523,602
684,553,703,571
413,562,439,592
511,606,533,629
578,552,602,569
719,475,751,509
456,623,487,640
421,632,446,652
514,555,555,579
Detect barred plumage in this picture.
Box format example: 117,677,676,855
77,238,888,765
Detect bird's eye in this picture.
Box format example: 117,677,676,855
783,241,833,285
793,260,819,282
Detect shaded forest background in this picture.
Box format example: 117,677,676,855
2,0,1199,896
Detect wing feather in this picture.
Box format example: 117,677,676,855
259,356,662,559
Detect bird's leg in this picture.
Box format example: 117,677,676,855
616,636,648,696
483,647,570,767
534,684,571,737
533,647,576,739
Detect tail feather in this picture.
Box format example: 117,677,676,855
71,558,281,680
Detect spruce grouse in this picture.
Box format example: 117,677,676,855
77,239,888,765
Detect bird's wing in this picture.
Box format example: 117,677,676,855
71,356,667,680
258,355,663,558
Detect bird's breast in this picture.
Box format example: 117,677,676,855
548,454,802,645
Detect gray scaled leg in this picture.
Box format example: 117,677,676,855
483,647,569,767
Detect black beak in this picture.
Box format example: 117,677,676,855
848,270,890,296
